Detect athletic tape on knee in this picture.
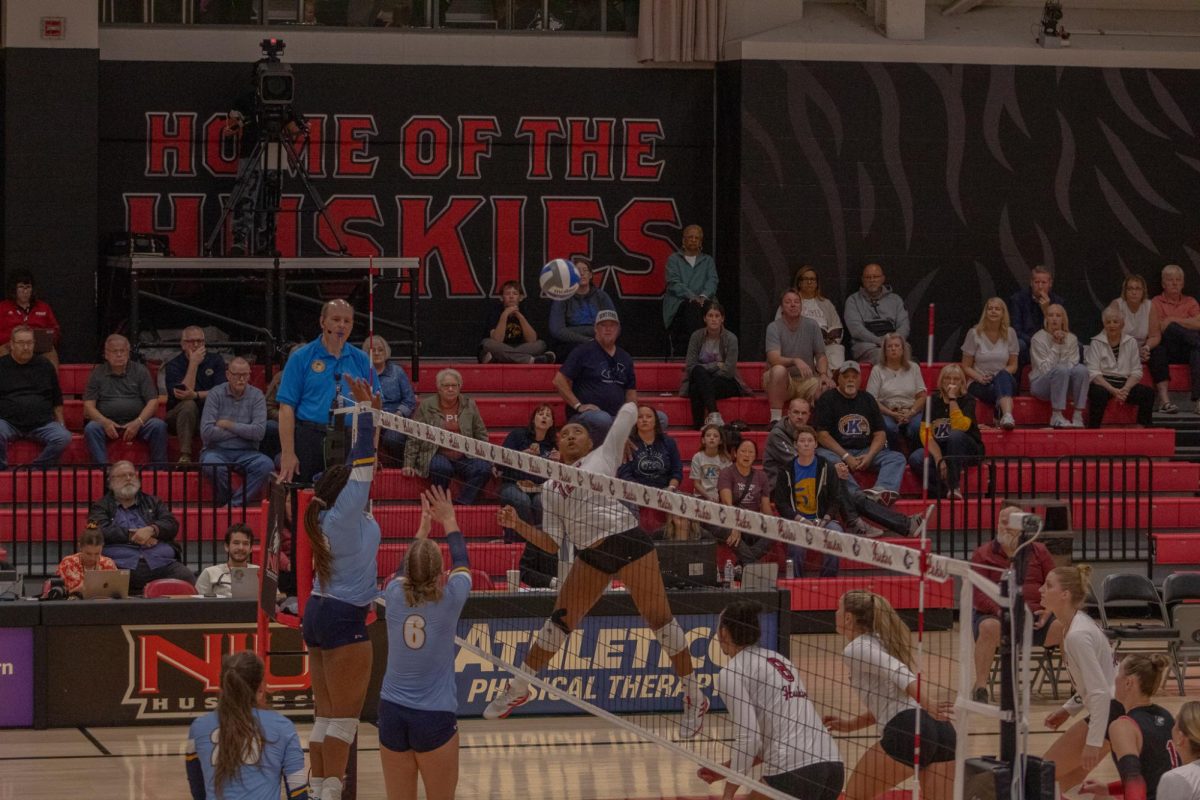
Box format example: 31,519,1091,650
654,619,688,656
325,717,358,745
309,717,330,744
534,616,568,653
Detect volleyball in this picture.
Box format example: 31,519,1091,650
539,258,580,300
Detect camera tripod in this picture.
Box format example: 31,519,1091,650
204,124,347,257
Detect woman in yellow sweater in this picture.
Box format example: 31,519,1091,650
906,364,984,500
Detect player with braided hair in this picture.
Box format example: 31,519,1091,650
185,651,308,800
299,376,380,800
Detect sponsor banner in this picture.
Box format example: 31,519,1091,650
0,628,34,728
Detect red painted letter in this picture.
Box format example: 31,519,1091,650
145,112,196,177
335,116,378,178
622,119,665,181
400,117,452,179
396,196,485,296
459,117,500,180
566,117,614,180
515,117,565,180
125,193,205,257
611,198,679,296
542,197,607,265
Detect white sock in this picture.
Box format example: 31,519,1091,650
322,776,343,800
310,777,324,798
770,408,782,421
682,672,700,700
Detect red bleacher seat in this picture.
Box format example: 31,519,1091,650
1152,534,1200,565
143,578,198,598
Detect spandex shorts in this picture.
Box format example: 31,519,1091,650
880,709,957,768
577,527,656,575
301,594,370,650
763,761,845,800
972,610,1056,648
377,699,458,753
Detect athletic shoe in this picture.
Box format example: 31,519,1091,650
852,518,886,539
907,504,935,538
973,686,990,704
878,490,899,506
536,351,556,364
704,411,725,427
1071,410,1085,428
483,681,532,720
999,413,1016,430
680,692,710,739
1049,411,1069,428
861,488,884,502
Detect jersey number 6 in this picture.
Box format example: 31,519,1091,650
403,615,427,649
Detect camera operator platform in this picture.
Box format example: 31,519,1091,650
206,38,346,257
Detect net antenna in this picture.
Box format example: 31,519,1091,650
342,401,1022,799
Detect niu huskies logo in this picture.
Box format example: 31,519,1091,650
121,624,310,720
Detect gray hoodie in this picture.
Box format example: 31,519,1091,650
844,285,910,359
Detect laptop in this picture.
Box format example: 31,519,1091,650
655,541,718,589
82,569,130,599
32,328,54,354
229,565,260,600
741,562,779,591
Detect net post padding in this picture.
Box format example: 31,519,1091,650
344,403,976,584
294,488,314,618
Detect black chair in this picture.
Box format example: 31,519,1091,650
1163,572,1200,696
1096,572,1182,694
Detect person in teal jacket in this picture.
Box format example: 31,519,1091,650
663,224,718,359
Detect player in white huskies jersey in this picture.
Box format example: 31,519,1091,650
487,402,710,738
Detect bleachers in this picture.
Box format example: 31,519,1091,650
5,360,1200,579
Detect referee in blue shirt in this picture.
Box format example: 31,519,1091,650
276,299,380,483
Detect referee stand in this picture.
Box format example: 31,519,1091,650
256,482,362,800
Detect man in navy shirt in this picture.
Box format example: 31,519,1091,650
1008,265,1065,371
276,299,380,483
552,309,637,443
164,326,228,463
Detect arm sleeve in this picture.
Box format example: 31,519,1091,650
447,528,470,569
1064,335,1081,367
719,331,740,380
164,356,185,392
1030,332,1052,369
771,469,795,519
719,667,761,775
184,732,206,800
229,390,267,443
283,726,310,800
150,497,181,541
948,402,972,432
88,501,128,545
199,391,222,445
1085,340,1104,381
701,257,718,298
194,568,213,596
844,297,867,342
327,410,377,523
664,254,691,299
1063,631,1113,745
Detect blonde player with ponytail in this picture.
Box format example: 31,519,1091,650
825,589,957,800
1159,701,1200,800
185,651,308,800
379,486,471,800
1041,563,1121,790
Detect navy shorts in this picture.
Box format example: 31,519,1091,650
880,709,957,768
577,527,656,575
378,699,458,753
972,610,1056,648
301,595,370,650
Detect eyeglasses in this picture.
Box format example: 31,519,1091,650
182,338,205,344
439,383,461,389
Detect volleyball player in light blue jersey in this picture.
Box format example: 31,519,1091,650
185,651,308,800
299,376,381,800
379,485,471,800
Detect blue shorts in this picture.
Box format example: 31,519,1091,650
378,699,458,753
301,595,370,650
971,610,1055,648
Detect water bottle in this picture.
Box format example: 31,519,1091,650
723,559,735,587
784,559,795,580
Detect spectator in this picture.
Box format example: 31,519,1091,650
1149,263,1200,414
482,280,553,364
908,364,983,500
763,289,831,422
715,439,775,567
962,297,1019,430
1008,265,1065,371
553,309,636,443
969,505,1062,703
0,270,60,366
680,301,749,428
689,423,731,503
777,265,846,369
1114,274,1160,365
814,361,906,505
1086,306,1156,428
1030,304,1088,428
0,325,71,469
363,335,416,463
548,258,615,360
56,528,118,597
276,299,379,483
403,368,491,505
164,326,228,463
663,224,718,359
844,263,910,362
866,332,926,454
618,404,683,490
87,460,194,594
260,343,300,461
83,334,168,465
200,357,273,507
497,404,558,587
763,396,812,486
195,523,254,598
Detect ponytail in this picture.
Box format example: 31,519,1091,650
841,590,915,670
403,538,445,608
1120,653,1172,698
214,651,266,798
303,466,350,588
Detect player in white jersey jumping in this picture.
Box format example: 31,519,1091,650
487,402,710,737
699,599,844,800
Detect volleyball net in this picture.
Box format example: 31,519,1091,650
332,401,1039,800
